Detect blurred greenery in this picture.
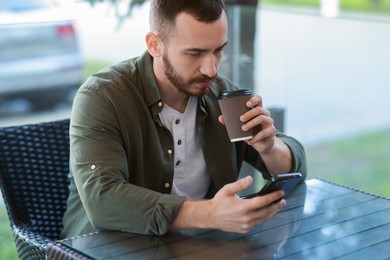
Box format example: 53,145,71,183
0,201,17,259
262,0,319,8
262,0,390,14
84,59,110,80
307,128,390,198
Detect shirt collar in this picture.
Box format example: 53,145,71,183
137,51,162,108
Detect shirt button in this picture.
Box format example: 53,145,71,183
158,102,163,107
90,164,96,170
176,160,181,166
165,182,170,188
177,140,182,145
168,149,173,155
175,119,180,124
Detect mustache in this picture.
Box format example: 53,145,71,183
190,74,217,84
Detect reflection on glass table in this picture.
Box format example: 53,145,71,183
47,179,390,259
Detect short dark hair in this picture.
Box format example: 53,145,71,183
150,0,226,41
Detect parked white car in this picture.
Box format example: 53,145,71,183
0,0,84,111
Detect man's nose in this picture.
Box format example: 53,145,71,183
200,54,218,78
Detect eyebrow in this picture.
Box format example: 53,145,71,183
186,41,229,53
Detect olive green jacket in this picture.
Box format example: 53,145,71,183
61,52,307,238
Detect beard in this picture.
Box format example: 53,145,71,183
162,53,216,96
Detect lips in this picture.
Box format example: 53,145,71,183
198,80,212,86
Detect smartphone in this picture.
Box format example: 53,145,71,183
240,172,303,199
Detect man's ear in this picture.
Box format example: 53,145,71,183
145,32,161,57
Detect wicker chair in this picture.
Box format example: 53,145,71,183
0,119,70,260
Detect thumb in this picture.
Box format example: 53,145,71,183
218,115,225,125
224,176,253,196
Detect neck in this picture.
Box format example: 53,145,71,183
156,70,189,112
161,90,189,113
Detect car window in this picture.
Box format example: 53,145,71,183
0,0,54,12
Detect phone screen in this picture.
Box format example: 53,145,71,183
240,172,303,199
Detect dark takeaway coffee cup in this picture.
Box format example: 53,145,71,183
218,89,253,142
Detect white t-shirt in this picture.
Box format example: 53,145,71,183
159,96,211,200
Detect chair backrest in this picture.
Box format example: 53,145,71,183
0,119,70,241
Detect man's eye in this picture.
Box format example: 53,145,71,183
215,47,225,54
189,52,201,57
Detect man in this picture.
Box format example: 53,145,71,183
61,0,306,238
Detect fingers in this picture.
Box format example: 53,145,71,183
250,189,285,207
222,176,253,196
239,97,276,151
241,113,273,134
243,112,275,150
212,182,286,234
245,199,286,229
246,126,275,149
219,95,267,129
243,189,284,208
234,192,286,233
218,115,225,125
246,95,263,108
240,106,271,126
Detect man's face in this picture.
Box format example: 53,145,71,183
159,11,228,96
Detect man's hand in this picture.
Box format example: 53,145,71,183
218,95,274,153
218,95,293,174
240,96,275,152
208,176,286,233
170,176,285,233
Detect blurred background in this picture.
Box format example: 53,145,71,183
1,0,390,258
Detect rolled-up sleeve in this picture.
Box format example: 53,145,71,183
278,133,307,178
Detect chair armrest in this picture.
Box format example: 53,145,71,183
46,242,93,260
12,224,52,260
